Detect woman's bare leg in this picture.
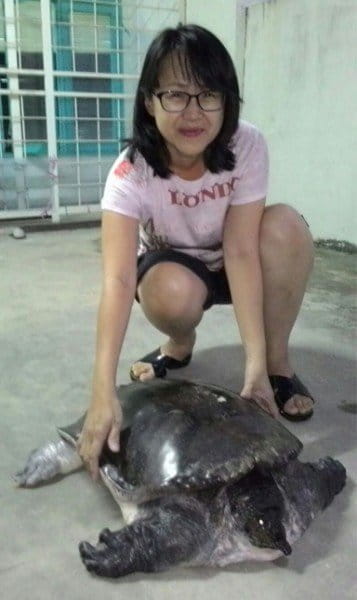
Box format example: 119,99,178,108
132,204,315,417
260,204,315,417
130,263,207,382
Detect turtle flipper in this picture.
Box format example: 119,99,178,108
79,497,212,578
14,439,82,487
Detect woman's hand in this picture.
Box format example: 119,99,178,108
240,371,279,418
77,390,122,480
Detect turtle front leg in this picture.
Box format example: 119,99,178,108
14,439,82,487
79,497,212,578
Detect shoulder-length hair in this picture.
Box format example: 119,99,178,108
126,24,242,177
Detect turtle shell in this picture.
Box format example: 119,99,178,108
58,379,302,494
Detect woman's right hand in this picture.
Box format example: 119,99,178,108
77,390,122,481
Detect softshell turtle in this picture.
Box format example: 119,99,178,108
15,379,346,578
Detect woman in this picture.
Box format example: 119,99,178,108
78,24,315,479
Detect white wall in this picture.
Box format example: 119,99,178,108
186,0,357,244
186,0,237,56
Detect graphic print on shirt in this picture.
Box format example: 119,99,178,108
168,176,240,209
140,217,171,252
138,182,229,268
113,160,134,179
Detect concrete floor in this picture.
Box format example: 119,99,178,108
1,227,356,600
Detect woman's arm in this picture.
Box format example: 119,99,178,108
94,210,138,389
223,199,278,417
78,210,139,478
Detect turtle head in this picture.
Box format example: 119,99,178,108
244,508,292,556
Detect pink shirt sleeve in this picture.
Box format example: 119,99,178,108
101,155,142,220
230,125,269,206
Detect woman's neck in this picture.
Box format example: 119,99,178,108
171,157,206,181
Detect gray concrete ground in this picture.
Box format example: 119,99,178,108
1,227,356,600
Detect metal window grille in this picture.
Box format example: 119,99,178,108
0,0,183,221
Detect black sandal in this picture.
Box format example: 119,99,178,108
129,347,192,381
269,374,315,422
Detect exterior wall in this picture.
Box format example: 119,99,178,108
186,0,357,244
243,0,356,244
186,0,241,75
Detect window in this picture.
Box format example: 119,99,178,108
0,0,182,217
54,1,124,157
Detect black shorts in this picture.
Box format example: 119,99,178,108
136,249,232,310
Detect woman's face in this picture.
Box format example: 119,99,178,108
145,53,224,170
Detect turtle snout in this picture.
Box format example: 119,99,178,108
279,540,292,556
100,464,118,482
100,464,134,494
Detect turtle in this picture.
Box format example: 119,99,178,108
14,378,346,579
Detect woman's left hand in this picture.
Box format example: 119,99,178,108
240,372,279,418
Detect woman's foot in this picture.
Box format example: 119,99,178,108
268,366,314,420
130,333,196,382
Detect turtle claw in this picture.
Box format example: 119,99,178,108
81,559,101,576
79,542,103,575
79,539,123,578
13,458,58,487
79,541,96,557
12,471,26,486
13,443,67,487
98,528,118,548
13,457,48,487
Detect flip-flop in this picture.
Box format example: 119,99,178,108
269,374,315,422
130,347,192,381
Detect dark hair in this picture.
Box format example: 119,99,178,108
126,24,242,177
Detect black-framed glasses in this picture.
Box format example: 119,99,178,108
153,90,224,112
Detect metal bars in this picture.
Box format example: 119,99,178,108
0,0,182,220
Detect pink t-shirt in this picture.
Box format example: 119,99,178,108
101,120,269,271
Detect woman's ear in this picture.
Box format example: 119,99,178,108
144,96,155,117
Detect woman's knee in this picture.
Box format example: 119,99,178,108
138,262,207,321
260,203,314,257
